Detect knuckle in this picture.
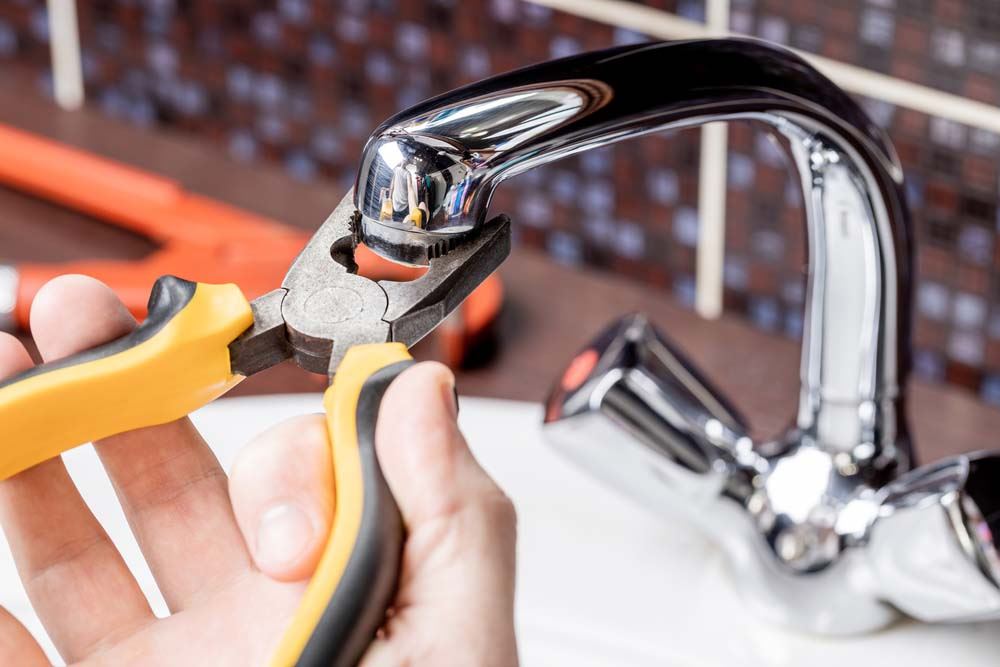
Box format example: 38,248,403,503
481,487,517,531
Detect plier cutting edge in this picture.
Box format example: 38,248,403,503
0,191,511,666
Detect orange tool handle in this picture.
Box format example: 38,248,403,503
0,123,301,246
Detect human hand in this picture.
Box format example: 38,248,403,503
0,275,518,666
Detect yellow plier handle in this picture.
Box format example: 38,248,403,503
0,277,252,476
0,276,409,667
274,342,410,667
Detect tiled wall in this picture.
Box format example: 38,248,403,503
727,0,1000,399
3,0,1000,403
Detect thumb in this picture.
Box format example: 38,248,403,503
229,414,334,581
377,362,513,530
368,362,518,666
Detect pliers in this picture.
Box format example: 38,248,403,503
0,123,504,367
0,190,511,666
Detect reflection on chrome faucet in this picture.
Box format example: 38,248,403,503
379,163,429,229
352,37,1000,634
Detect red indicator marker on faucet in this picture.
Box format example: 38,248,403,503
561,348,599,392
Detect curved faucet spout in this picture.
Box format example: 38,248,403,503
355,38,913,477
349,38,940,634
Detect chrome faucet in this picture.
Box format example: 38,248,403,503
352,39,1000,633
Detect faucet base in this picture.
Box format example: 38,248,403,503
544,313,1000,634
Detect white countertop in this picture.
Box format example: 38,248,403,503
2,394,998,665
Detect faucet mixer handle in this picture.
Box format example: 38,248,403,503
868,452,1000,623
544,313,759,511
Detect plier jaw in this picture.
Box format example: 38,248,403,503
229,191,511,378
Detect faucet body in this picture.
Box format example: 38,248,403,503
353,39,1000,633
545,314,1000,633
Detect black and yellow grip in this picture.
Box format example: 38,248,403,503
273,342,410,667
0,276,409,665
0,276,253,478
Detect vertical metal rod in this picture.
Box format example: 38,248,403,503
695,122,728,318
694,0,730,319
47,0,84,110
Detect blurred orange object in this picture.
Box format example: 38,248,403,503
0,123,502,367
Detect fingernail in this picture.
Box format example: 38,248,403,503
255,502,316,571
441,375,459,420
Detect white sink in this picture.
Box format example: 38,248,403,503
2,395,998,665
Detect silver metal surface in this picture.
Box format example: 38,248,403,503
350,36,999,633
355,38,912,482
0,264,18,333
870,454,1000,623
546,316,1000,634
229,191,511,378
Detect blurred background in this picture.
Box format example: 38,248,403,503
2,1,1000,421
7,5,1000,663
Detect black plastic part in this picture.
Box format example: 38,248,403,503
456,310,502,370
295,360,411,667
358,218,466,266
0,276,197,391
965,454,1000,547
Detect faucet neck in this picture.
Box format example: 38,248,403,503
355,38,914,472
782,118,912,475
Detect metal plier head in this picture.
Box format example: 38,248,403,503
229,191,511,378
